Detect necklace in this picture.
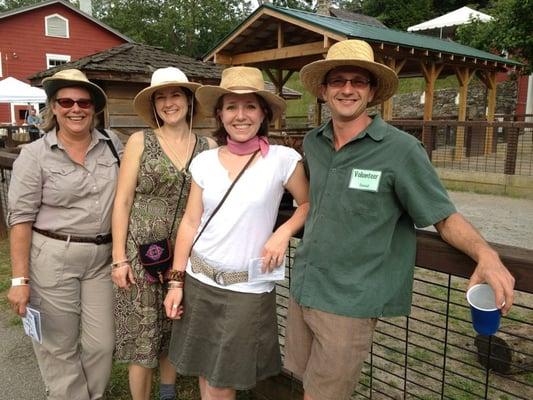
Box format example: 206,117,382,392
157,131,192,170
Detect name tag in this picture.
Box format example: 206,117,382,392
349,169,382,192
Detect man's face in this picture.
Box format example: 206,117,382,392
319,66,376,122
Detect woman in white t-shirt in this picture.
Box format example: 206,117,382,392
164,66,309,399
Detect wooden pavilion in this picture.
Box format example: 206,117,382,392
204,4,522,158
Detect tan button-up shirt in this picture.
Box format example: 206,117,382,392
8,128,124,235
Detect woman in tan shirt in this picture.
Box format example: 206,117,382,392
7,69,123,400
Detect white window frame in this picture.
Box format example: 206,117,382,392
46,53,71,69
0,52,3,77
45,13,69,38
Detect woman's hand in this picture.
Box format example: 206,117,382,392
111,263,136,289
164,289,184,319
7,285,30,317
261,228,291,273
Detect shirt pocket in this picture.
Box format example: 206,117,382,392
43,165,82,205
339,189,381,217
95,156,118,182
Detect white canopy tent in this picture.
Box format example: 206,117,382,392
0,76,46,124
407,6,493,37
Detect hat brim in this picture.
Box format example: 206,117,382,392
195,86,286,121
133,82,201,129
42,78,108,114
300,59,399,106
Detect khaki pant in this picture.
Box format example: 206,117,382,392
285,297,377,400
29,232,114,400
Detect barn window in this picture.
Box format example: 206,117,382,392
46,54,71,69
45,14,69,38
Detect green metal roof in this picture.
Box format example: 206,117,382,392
266,4,520,66
208,4,520,67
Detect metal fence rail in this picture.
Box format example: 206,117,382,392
261,230,533,400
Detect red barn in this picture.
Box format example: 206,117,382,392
0,0,131,124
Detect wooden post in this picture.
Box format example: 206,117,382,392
382,58,406,121
420,62,443,145
478,70,497,155
453,67,474,161
265,68,286,130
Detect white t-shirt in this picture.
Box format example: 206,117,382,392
186,145,301,293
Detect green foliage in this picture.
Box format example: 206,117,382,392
359,0,434,30
268,0,313,11
92,0,251,58
456,0,533,73
0,0,58,12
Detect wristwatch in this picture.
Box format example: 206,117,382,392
11,277,29,287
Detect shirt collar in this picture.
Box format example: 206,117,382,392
44,128,109,150
316,113,388,145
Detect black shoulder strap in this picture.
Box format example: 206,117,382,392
98,128,120,167
192,149,259,248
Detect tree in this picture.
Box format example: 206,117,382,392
0,0,71,12
456,0,533,73
358,0,433,30
258,0,313,11
91,0,251,58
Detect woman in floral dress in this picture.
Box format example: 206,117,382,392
111,67,215,400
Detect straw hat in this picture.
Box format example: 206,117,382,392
300,40,398,106
42,68,107,113
134,67,201,129
195,66,286,120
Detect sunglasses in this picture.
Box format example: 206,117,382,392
55,98,93,109
326,78,372,89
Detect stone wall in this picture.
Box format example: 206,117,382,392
390,80,517,119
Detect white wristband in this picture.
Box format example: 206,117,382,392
11,277,29,287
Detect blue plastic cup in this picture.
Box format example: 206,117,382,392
466,284,501,336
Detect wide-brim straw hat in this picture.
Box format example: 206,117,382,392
42,68,107,113
195,66,286,120
134,67,201,129
300,40,399,106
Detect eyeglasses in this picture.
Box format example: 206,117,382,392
55,98,93,109
326,78,372,89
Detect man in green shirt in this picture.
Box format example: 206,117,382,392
284,39,515,400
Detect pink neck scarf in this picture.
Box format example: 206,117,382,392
227,135,269,157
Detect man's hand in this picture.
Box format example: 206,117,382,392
467,248,515,315
435,213,515,315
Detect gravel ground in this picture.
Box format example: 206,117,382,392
0,191,531,400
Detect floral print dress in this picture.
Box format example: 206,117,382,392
114,129,209,367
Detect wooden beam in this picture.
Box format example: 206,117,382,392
420,62,444,145
453,67,474,161
281,70,295,87
277,22,284,49
483,71,497,155
214,52,232,65
229,41,329,65
262,8,345,43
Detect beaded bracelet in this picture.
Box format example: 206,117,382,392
167,270,186,282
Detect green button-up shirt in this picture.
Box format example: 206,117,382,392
291,115,456,318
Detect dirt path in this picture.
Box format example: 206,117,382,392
0,191,531,399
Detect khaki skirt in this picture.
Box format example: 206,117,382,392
168,275,281,390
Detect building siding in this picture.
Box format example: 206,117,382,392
0,3,126,123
